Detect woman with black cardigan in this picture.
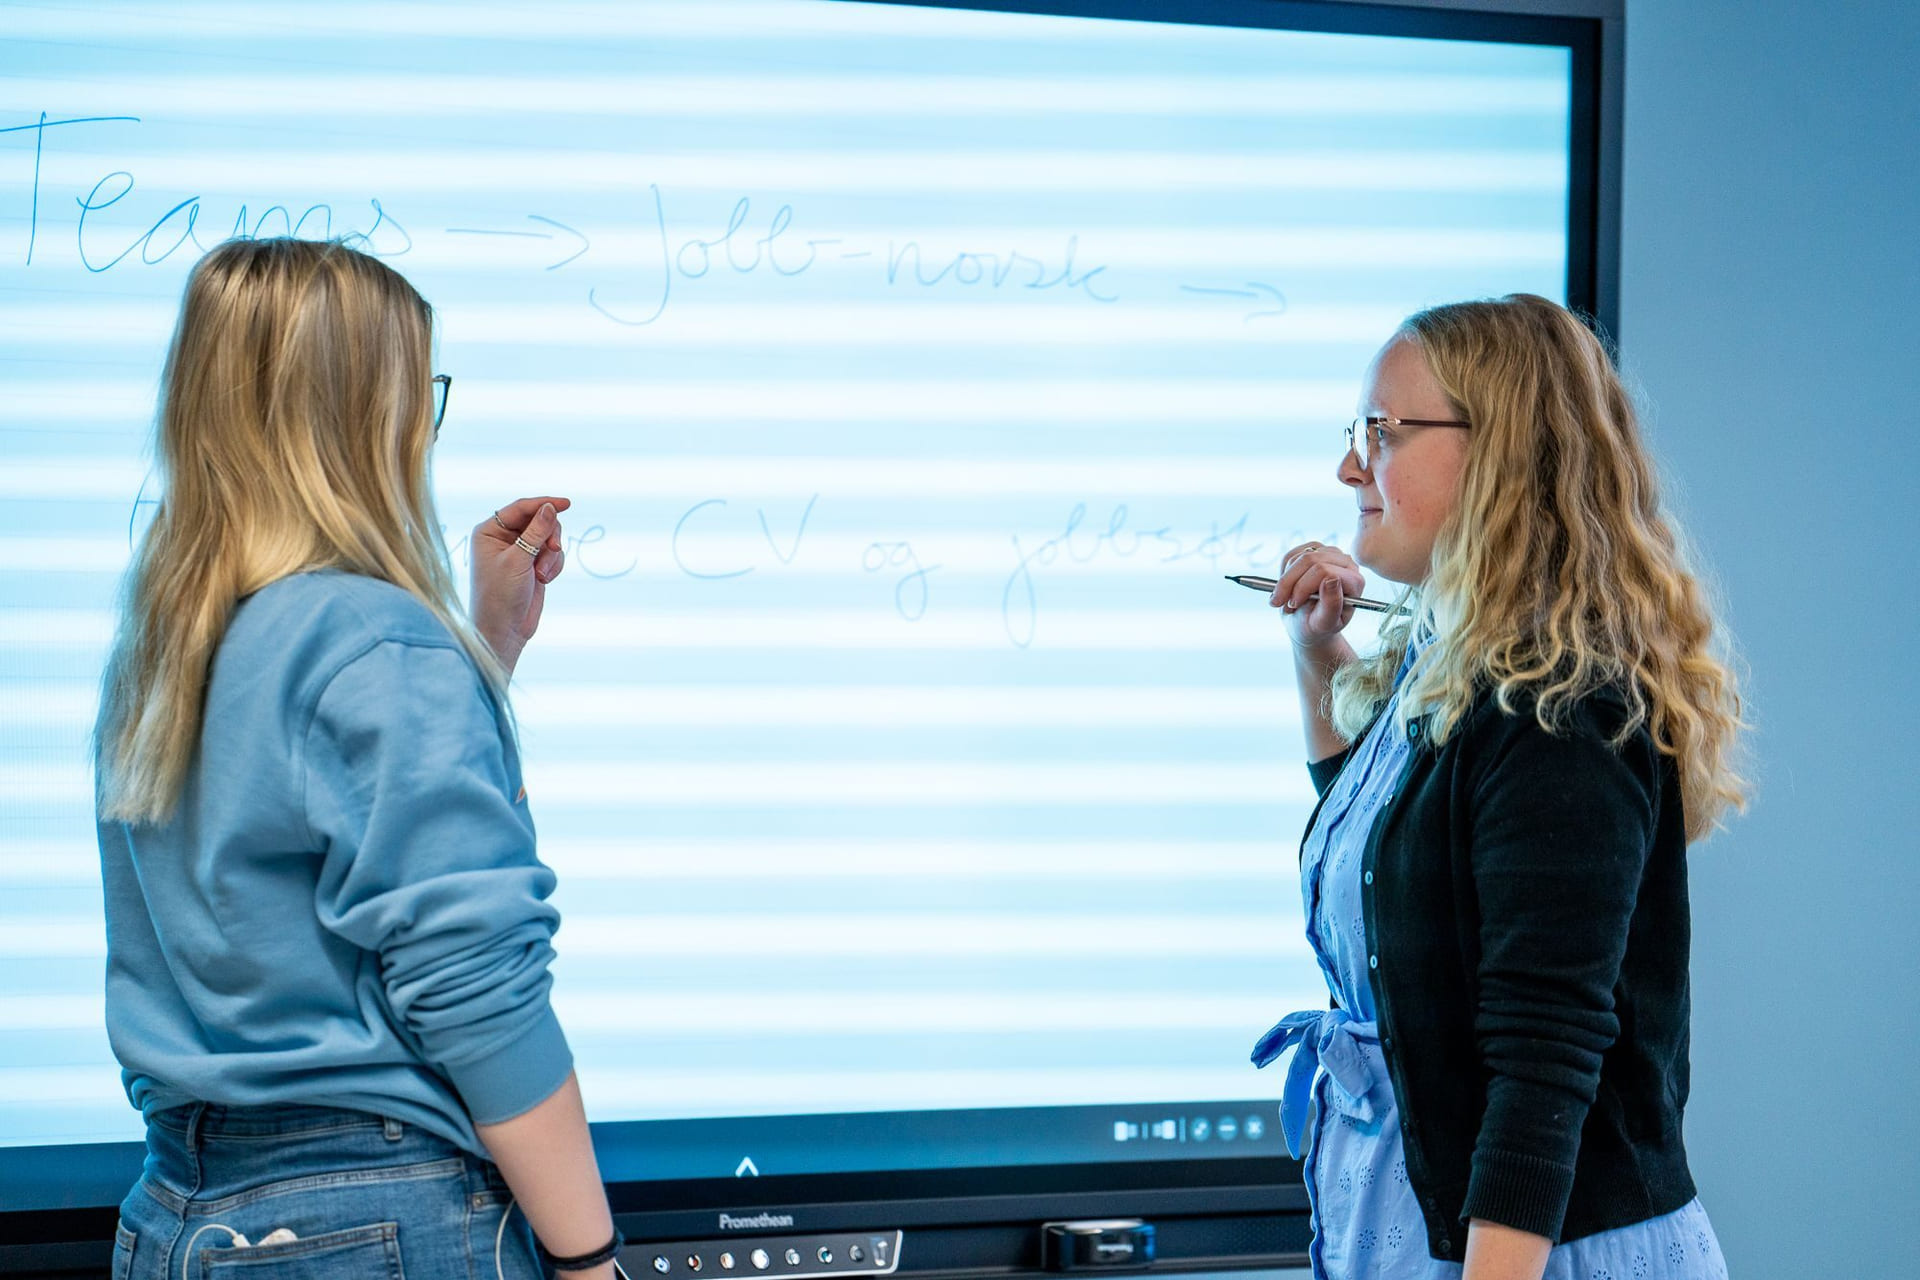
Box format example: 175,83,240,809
1255,294,1745,1280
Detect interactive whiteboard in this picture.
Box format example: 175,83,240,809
0,0,1570,1171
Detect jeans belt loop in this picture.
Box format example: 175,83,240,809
184,1102,209,1149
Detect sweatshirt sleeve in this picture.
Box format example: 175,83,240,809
1460,699,1660,1240
302,638,573,1126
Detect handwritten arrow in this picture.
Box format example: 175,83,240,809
444,214,589,270
1179,281,1288,322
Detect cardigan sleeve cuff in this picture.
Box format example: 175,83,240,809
1461,1147,1577,1242
443,1004,574,1126
1306,746,1355,796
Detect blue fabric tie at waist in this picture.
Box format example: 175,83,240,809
1251,1007,1379,1159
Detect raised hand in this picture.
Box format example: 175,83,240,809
471,495,572,676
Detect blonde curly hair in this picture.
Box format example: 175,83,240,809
1329,294,1747,842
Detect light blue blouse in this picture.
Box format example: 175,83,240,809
1256,636,1729,1280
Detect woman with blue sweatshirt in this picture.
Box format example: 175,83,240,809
94,237,622,1279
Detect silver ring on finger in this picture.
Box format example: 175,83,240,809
513,536,541,558
492,510,512,533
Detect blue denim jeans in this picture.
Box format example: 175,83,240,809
113,1102,546,1280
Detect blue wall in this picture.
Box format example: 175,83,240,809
1620,2,1920,1275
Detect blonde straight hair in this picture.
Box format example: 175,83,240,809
96,237,506,825
1328,294,1747,842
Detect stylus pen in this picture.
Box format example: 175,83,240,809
1224,574,1396,613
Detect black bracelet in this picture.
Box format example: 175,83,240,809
538,1228,625,1272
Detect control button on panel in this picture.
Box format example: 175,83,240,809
632,1230,898,1280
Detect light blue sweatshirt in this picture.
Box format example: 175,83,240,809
97,570,573,1157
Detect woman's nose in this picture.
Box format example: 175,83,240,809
1337,446,1367,487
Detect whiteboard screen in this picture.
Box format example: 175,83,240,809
0,0,1570,1174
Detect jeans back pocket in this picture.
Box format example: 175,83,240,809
195,1221,403,1279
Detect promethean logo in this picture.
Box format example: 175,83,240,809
719,1213,795,1231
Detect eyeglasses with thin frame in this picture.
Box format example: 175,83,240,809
1345,414,1470,470
431,374,452,436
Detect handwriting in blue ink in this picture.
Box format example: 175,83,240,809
887,234,1117,304
2,112,140,264
1001,504,1324,647
74,168,410,272
1178,281,1287,322
587,184,1119,326
862,540,940,622
445,214,589,270
567,524,638,580
8,110,409,271
670,494,819,580
590,185,836,327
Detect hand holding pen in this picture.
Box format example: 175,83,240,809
1226,540,1381,649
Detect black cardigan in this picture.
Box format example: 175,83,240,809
1304,685,1697,1260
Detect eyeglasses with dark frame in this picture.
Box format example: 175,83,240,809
431,374,452,436
1344,414,1470,470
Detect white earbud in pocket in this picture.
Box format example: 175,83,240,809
181,1223,301,1280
